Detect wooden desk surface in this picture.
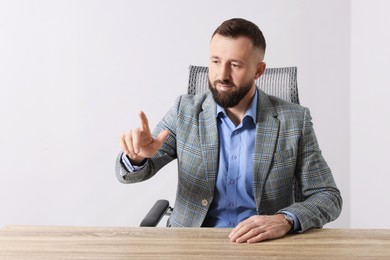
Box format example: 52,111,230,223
0,226,389,259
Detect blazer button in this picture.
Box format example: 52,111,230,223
201,199,208,206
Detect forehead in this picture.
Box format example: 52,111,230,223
209,34,257,61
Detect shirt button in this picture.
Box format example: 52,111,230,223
229,222,235,227
228,202,235,207
232,155,237,160
201,199,208,206
229,179,235,184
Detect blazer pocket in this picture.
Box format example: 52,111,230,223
269,149,297,184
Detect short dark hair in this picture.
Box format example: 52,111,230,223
212,18,266,52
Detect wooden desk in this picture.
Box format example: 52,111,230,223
0,226,389,259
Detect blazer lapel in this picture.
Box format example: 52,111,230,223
253,88,280,213
199,92,219,193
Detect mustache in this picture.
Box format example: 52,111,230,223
213,80,236,87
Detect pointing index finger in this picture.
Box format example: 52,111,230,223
139,111,151,133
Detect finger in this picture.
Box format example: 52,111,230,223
235,227,263,243
229,216,260,242
124,130,136,159
155,130,170,144
139,111,151,133
229,225,241,239
246,231,270,244
120,133,129,155
230,226,252,242
132,128,142,154
149,130,170,153
229,218,250,238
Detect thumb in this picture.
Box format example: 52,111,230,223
155,130,170,144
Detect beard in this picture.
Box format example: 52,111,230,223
208,78,254,108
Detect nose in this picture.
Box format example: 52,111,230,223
217,63,231,82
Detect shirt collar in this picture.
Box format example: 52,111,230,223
216,88,258,124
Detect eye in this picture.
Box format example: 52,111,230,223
231,63,240,68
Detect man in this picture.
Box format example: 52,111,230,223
116,18,342,243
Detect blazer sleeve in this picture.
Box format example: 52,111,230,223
279,107,343,232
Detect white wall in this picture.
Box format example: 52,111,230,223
350,0,390,228
0,0,350,228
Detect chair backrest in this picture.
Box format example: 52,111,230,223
187,65,303,203
187,65,300,105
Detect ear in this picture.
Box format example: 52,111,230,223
255,62,266,79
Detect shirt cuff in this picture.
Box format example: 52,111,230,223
280,210,301,232
121,153,147,172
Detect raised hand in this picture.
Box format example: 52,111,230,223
120,111,170,164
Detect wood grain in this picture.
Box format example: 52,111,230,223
1,226,390,259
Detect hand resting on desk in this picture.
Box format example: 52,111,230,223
229,214,292,243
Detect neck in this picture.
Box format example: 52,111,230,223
225,86,256,126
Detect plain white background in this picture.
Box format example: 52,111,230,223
0,0,387,229
350,0,390,227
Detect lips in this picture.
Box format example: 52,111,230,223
217,84,234,92
214,81,235,92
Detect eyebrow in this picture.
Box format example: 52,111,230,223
210,55,246,65
210,56,245,64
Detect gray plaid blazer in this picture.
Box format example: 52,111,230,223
116,88,342,231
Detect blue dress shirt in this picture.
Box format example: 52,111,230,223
202,91,258,227
202,89,299,230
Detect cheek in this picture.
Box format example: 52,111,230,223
231,72,248,85
244,70,258,82
207,64,215,82
208,70,219,83
207,73,214,84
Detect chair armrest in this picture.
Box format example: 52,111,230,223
140,200,171,227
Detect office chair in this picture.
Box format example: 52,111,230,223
140,65,301,227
